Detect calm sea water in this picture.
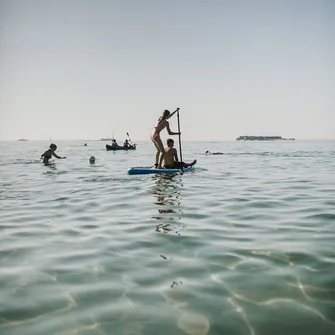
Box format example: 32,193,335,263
1,140,334,335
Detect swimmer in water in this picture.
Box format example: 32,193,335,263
205,150,224,155
41,143,66,165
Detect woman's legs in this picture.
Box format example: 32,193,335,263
156,138,165,168
151,136,164,168
155,150,160,166
158,150,165,168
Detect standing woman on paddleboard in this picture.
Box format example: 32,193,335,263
150,108,180,169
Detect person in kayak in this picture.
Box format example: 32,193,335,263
163,138,196,169
123,139,130,147
151,108,181,169
41,143,66,165
111,139,119,147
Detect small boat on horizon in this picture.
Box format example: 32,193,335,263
236,136,295,141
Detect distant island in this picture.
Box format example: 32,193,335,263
236,136,295,141
100,138,114,141
17,138,28,141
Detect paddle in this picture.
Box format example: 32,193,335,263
176,108,183,172
126,132,134,148
126,132,132,143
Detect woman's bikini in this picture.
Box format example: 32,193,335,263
150,117,168,141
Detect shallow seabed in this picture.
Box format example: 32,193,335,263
1,140,335,335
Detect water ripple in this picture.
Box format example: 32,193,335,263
0,140,335,334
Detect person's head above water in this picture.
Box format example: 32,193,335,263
50,143,57,151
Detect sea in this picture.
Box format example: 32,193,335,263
0,140,334,335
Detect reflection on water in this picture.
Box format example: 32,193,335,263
156,223,172,233
150,174,183,206
148,174,185,235
43,162,57,172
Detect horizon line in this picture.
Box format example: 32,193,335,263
1,138,335,142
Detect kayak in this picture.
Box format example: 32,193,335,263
127,166,195,175
106,144,136,151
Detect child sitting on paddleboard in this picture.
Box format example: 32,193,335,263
151,108,181,169
163,138,196,169
41,143,66,165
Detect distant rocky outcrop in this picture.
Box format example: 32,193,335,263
236,136,295,141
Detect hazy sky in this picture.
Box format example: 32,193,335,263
0,0,334,141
